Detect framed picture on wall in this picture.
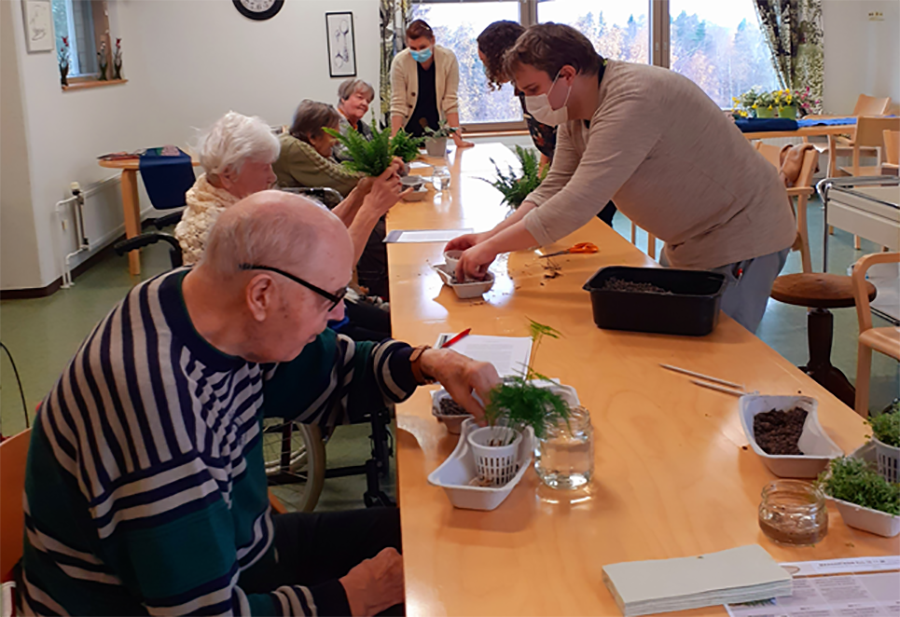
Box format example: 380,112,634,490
22,0,54,53
326,12,356,78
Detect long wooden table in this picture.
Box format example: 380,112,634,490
741,122,856,176
387,144,897,617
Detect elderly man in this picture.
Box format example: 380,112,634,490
20,192,499,616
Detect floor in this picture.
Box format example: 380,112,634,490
1,200,897,513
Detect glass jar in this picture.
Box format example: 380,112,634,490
432,166,451,192
535,406,594,490
758,480,828,546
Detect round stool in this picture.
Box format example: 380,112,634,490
771,273,876,408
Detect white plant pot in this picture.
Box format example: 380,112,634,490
468,426,522,487
425,137,447,157
873,437,900,484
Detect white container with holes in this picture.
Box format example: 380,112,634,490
873,438,900,484
468,426,522,486
739,394,843,478
427,418,534,511
826,442,900,538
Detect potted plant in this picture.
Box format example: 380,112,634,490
754,91,776,118
773,89,797,119
793,86,821,117
868,404,899,483
113,38,124,80
817,457,900,537
325,119,424,177
480,146,548,210
422,120,457,157
733,88,760,118
58,36,70,87
469,320,570,486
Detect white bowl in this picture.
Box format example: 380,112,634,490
443,249,464,271
738,395,843,478
401,185,429,202
431,389,473,434
433,263,494,299
400,175,425,189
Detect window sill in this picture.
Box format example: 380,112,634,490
62,79,128,92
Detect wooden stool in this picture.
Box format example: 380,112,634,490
771,273,876,408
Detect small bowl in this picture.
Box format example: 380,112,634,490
401,185,429,202
433,264,494,299
400,175,425,189
431,389,473,434
443,250,464,272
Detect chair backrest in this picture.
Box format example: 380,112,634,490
754,142,818,273
1,429,31,582
884,130,900,165
855,117,900,148
853,94,892,116
852,252,900,333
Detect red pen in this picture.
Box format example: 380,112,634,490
441,328,471,349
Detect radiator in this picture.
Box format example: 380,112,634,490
55,175,120,288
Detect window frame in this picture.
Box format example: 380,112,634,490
413,0,770,130
55,0,117,89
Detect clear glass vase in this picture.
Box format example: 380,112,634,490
534,406,594,490
758,480,828,546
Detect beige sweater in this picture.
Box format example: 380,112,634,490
523,61,796,270
390,45,460,128
174,174,239,266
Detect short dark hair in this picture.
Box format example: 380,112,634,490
290,100,341,143
477,21,525,91
406,19,434,42
504,23,602,82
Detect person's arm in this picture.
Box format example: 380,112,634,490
330,180,371,227
390,55,407,137
263,330,499,427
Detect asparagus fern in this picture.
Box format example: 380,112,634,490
480,145,547,209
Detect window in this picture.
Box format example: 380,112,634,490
669,0,779,107
52,0,109,79
410,0,779,128
410,2,522,126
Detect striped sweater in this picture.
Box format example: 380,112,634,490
20,269,417,616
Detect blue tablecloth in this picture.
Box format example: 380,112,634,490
735,118,798,133
797,117,857,127
138,148,195,210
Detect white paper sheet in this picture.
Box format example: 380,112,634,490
434,334,532,378
780,556,900,577
726,567,900,617
384,229,473,244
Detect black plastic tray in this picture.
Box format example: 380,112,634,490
582,266,727,336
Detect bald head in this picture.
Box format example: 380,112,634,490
201,190,351,278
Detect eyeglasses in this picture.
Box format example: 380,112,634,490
239,264,347,311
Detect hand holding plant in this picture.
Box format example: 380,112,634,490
325,118,424,177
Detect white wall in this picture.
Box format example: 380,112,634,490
822,0,900,114
1,0,379,290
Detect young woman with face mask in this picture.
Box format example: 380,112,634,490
477,20,617,227
448,23,797,334
389,19,473,148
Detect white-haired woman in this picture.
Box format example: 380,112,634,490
175,111,279,265
334,79,375,162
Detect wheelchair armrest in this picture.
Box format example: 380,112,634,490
152,211,184,230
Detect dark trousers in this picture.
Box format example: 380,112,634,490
358,218,389,300
239,508,402,615
340,300,392,342
597,201,617,227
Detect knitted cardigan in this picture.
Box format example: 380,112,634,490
174,173,240,266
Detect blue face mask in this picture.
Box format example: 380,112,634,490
410,47,432,63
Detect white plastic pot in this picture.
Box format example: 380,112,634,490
873,438,900,484
825,442,900,538
468,426,522,487
425,137,447,157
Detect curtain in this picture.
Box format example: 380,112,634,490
753,0,824,112
379,0,412,125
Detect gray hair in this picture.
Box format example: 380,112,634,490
337,79,375,104
197,111,280,177
201,191,332,277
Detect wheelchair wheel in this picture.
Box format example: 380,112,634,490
262,419,326,512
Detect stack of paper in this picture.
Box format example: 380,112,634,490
602,545,793,617
433,334,532,378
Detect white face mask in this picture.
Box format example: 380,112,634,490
523,70,571,126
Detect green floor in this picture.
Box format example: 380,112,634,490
1,200,897,511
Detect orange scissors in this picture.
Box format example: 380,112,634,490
539,242,599,259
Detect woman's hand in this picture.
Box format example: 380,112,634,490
453,133,475,149
456,242,498,282
444,232,485,253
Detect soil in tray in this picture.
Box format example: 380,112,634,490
601,277,672,294
439,398,468,416
753,408,808,455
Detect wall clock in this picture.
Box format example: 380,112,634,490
233,0,284,21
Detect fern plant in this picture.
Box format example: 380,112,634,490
480,145,547,209
483,319,568,443
324,118,424,176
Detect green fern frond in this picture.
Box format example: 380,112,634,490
389,129,425,162
478,145,547,209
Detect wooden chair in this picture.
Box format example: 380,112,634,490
806,94,892,176
1,429,31,584
883,130,899,175
851,252,900,417
764,144,877,408
837,117,900,177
